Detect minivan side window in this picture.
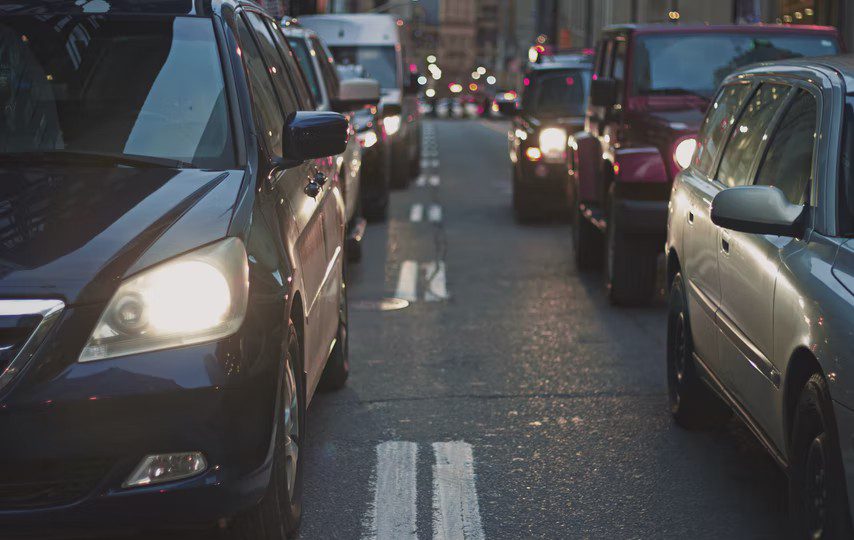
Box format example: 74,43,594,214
755,90,817,205
313,37,340,102
263,18,316,110
694,83,751,176
613,38,627,103
716,83,788,187
234,14,284,156
245,12,300,115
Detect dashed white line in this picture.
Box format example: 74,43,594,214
395,260,418,302
423,261,448,302
428,204,442,223
432,441,484,540
410,203,424,223
368,441,418,540
416,175,427,187
428,175,440,187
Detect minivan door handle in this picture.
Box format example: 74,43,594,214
688,211,694,224
721,237,730,254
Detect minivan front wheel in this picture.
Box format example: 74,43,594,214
667,273,730,430
318,272,349,392
228,322,304,539
789,374,853,539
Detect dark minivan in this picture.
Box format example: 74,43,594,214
0,0,350,537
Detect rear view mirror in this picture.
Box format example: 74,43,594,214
590,78,617,107
282,111,348,161
333,78,381,112
711,185,807,237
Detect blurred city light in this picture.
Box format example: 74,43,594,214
425,88,436,97
449,83,463,93
471,71,480,80
468,83,478,91
486,75,496,85
476,66,486,75
417,75,427,85
426,54,437,63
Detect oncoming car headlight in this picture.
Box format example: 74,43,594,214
383,114,401,136
538,127,567,162
79,238,249,362
673,137,697,170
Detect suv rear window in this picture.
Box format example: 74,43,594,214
521,69,591,116
0,16,235,169
633,32,838,99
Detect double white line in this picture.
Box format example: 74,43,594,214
409,203,442,223
366,441,484,540
415,174,440,188
395,260,448,302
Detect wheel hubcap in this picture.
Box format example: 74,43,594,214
668,308,688,409
804,433,829,538
283,359,299,499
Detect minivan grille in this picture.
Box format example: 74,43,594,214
0,458,112,509
0,299,65,394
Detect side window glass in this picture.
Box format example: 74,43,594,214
613,38,626,102
245,12,299,115
288,37,323,106
313,37,340,100
264,18,315,109
601,40,614,79
756,90,817,205
234,14,283,156
694,83,751,176
716,83,788,187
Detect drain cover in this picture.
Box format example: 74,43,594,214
350,298,410,312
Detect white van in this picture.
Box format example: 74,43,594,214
299,13,422,189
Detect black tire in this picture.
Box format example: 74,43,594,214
605,196,658,306
789,373,854,539
667,273,731,430
318,272,349,392
573,203,602,271
227,322,304,539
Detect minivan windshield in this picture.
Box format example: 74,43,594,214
330,45,398,89
0,16,234,169
522,68,591,116
633,33,839,99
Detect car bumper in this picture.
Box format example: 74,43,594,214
516,161,569,209
0,304,281,534
613,198,668,235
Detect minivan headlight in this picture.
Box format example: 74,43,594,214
538,127,567,162
79,238,249,362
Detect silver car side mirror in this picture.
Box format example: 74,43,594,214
711,185,807,237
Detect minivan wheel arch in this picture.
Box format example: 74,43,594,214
784,348,823,454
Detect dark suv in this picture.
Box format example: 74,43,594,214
504,53,592,221
569,24,840,305
0,1,349,537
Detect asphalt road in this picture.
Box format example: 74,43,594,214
297,119,788,539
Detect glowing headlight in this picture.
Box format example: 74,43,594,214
538,127,567,162
358,130,378,148
673,137,697,170
383,114,401,136
79,238,249,362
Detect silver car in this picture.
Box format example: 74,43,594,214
666,55,854,538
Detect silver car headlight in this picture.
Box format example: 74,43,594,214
538,127,567,162
79,238,249,362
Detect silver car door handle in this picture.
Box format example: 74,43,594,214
688,211,694,224
721,237,730,253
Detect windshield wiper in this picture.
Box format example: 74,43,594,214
0,151,193,169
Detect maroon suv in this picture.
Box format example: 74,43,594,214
568,24,840,305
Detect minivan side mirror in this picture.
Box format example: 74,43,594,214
282,111,348,161
333,78,380,112
590,77,617,107
711,185,807,237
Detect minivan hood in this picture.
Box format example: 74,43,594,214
0,165,243,305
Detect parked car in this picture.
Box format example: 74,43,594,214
666,55,854,539
502,53,592,221
300,13,423,189
568,24,841,305
283,23,381,254
336,63,390,222
0,1,350,537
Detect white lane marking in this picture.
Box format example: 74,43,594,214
410,203,424,223
395,261,418,302
428,175,440,187
431,159,440,168
423,261,448,302
367,441,418,540
421,159,432,168
424,151,438,158
432,442,484,540
428,204,442,223
416,175,427,187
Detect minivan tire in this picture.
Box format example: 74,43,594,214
606,197,657,306
318,271,349,392
227,322,304,539
667,273,731,430
789,373,854,539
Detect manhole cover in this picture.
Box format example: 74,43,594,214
351,298,410,312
